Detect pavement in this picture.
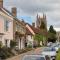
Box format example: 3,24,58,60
6,47,43,60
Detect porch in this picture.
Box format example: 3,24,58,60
15,31,26,49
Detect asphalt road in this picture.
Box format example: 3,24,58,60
6,47,43,60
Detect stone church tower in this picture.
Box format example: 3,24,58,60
0,0,3,8
36,13,47,30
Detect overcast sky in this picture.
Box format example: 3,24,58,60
4,0,60,31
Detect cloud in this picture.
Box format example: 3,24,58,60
4,0,60,31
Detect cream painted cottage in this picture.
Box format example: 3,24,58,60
26,23,40,47
0,0,26,49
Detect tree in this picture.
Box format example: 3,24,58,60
48,25,56,42
39,21,47,45
34,34,46,46
48,25,56,34
10,40,17,49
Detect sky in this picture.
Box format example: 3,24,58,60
3,0,60,31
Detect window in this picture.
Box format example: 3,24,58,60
4,20,10,31
16,24,20,31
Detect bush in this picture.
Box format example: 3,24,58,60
27,44,32,48
15,48,32,54
0,47,15,59
0,41,2,48
56,49,60,60
10,40,17,49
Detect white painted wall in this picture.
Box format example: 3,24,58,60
16,37,25,49
0,10,26,49
26,35,33,47
21,37,25,49
0,12,14,47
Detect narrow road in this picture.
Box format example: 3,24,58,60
6,47,43,60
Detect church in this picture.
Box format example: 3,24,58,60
36,13,47,30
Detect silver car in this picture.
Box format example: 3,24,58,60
41,47,56,60
22,55,50,60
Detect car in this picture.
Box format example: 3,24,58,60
53,45,59,52
22,54,50,60
41,47,56,60
47,42,52,47
51,44,60,52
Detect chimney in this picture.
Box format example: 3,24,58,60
32,23,35,27
12,7,17,17
0,0,3,8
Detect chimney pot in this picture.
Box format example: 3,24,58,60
32,23,35,27
12,7,17,17
0,0,3,8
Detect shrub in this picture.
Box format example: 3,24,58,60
10,40,17,49
27,42,32,48
0,41,2,48
15,48,32,54
27,45,32,48
56,49,60,60
0,47,15,59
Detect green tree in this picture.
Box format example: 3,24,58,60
48,25,56,42
34,34,46,46
48,25,56,34
10,40,17,49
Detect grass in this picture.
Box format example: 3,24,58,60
56,49,60,60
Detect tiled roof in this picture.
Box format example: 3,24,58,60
26,23,48,35
0,8,25,27
0,8,13,17
26,28,32,35
26,23,40,34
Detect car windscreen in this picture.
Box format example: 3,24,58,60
43,48,55,51
23,56,45,60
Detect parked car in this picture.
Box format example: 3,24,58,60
47,42,52,47
41,47,56,60
22,55,50,60
51,44,60,52
52,45,59,52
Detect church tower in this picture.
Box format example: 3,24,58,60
0,0,3,8
36,14,39,27
36,13,47,30
36,14,41,28
43,14,47,30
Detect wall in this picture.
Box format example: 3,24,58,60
0,12,14,47
56,32,60,42
26,35,33,47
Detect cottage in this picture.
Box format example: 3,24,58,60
26,23,40,47
0,0,26,49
